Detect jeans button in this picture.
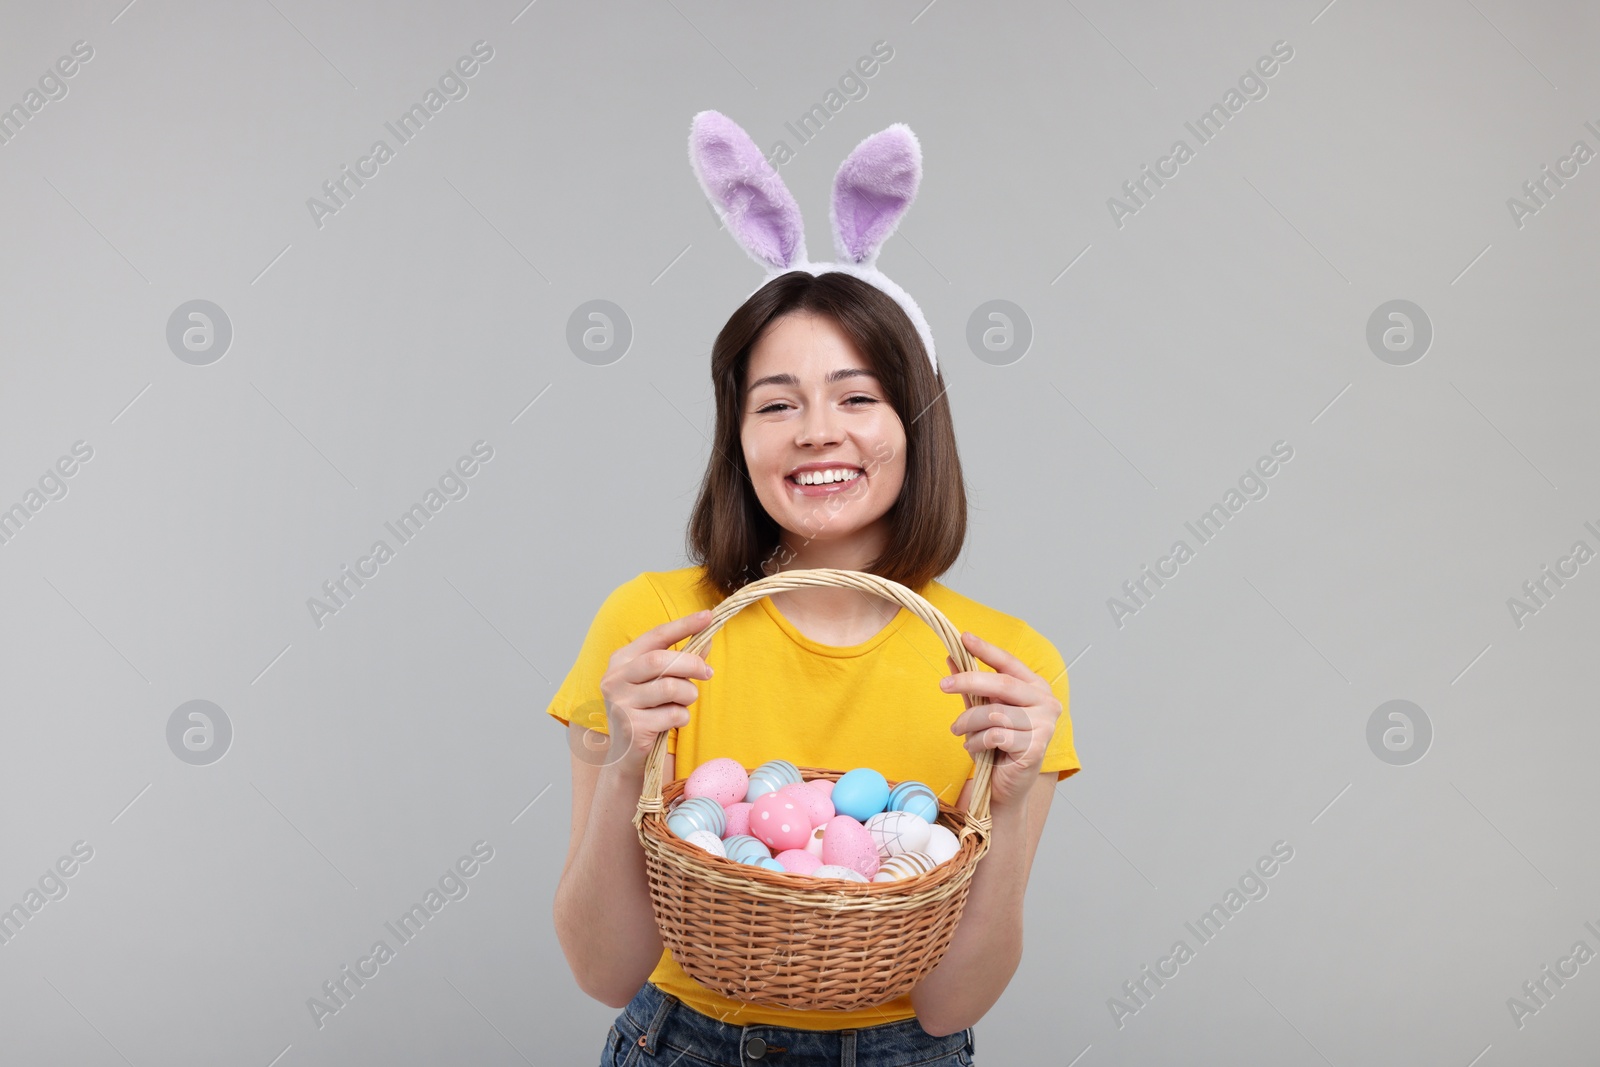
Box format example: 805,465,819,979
744,1035,768,1058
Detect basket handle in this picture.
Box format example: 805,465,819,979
633,568,995,835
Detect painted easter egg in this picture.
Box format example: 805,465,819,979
750,791,812,852
666,796,726,839
820,814,880,879
685,757,749,808
830,768,890,822
804,824,827,859
780,782,834,828
753,857,787,873
887,780,940,823
865,810,933,858
684,831,727,858
745,759,803,802
775,849,822,875
723,802,753,839
925,823,960,865
872,850,938,882
809,779,835,799
722,835,773,865
811,864,868,882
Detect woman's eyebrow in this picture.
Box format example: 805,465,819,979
747,368,878,391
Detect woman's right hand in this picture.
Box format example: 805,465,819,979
598,608,715,773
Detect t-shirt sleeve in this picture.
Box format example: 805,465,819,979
546,572,679,755
1011,622,1080,782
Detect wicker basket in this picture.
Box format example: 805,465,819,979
631,568,996,1012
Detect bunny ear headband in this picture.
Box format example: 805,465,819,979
687,109,938,375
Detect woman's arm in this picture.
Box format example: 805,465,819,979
908,771,1055,1037
552,607,712,1006
910,628,1067,1036
551,727,676,1008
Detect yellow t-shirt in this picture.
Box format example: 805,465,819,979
547,565,1081,1031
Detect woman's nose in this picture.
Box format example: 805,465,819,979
795,401,842,447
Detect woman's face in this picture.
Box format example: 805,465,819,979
740,311,907,551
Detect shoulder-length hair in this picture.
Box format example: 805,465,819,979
687,270,967,601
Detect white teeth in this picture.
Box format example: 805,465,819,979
792,468,862,486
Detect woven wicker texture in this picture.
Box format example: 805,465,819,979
631,568,996,1011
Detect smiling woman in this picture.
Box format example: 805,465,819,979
549,117,1080,1065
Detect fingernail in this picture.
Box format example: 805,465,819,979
939,677,954,690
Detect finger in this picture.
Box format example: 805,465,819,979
950,703,1031,742
958,631,1043,685
625,646,713,685
940,668,1032,706
963,722,1031,759
621,609,714,661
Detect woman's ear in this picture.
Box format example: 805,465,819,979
689,110,807,271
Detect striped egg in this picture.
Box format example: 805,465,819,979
684,831,726,857
745,759,802,802
665,796,726,839
887,781,940,823
722,835,773,864
865,810,932,858
872,850,938,882
811,864,869,882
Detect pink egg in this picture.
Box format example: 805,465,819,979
684,757,749,808
809,779,835,800
780,782,833,828
722,802,753,839
775,849,822,875
750,791,812,852
820,815,880,879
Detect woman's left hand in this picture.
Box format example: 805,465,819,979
942,631,1062,812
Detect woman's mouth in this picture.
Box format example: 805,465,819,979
786,467,864,496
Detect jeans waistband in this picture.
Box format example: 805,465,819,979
618,981,972,1066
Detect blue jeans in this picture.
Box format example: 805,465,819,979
602,981,976,1066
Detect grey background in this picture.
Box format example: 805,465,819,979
1,0,1596,1064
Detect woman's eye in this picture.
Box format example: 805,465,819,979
846,396,877,406
753,396,876,414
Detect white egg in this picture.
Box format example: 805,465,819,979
810,864,868,882
865,810,932,858
684,831,727,857
925,823,960,864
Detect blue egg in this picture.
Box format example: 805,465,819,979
724,835,772,864
888,781,940,823
755,857,786,873
831,768,890,822
745,759,802,802
666,796,726,839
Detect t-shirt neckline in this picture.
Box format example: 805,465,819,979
759,595,912,658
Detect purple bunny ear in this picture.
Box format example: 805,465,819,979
830,123,922,265
688,110,806,271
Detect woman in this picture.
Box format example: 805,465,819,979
549,270,1080,1064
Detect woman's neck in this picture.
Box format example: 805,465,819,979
765,526,900,644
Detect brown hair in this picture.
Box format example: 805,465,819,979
687,270,967,601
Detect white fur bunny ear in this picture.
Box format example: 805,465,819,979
829,123,922,265
688,110,808,271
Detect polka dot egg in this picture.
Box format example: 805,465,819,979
684,757,748,808
750,791,812,852
779,782,834,828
